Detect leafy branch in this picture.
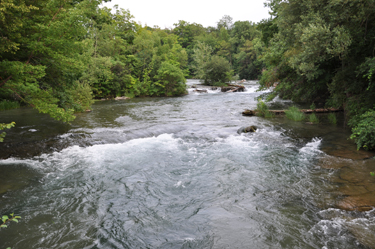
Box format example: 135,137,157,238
0,122,16,142
1,213,21,229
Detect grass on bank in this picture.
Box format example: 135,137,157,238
0,100,20,111
256,100,275,118
285,106,305,121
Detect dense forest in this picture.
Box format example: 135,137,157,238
1,0,375,150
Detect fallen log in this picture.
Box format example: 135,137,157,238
242,108,343,116
227,87,240,93
221,84,245,92
193,89,207,93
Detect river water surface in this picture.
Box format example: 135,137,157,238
1,80,375,249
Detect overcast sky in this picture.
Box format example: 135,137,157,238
102,0,270,29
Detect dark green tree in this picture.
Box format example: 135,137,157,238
202,55,233,85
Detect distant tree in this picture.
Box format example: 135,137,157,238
217,15,234,30
156,61,187,96
202,55,233,85
192,42,213,79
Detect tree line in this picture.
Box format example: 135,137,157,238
1,0,374,150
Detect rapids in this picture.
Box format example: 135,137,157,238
0,80,374,248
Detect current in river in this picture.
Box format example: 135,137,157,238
1,80,375,249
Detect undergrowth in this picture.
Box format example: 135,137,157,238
0,100,20,111
256,100,274,118
285,106,305,121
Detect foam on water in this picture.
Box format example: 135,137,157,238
300,137,323,156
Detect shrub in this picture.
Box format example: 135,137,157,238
0,100,20,111
256,100,274,118
202,55,233,85
285,106,305,121
350,109,375,150
156,61,187,96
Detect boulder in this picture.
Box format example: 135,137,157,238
237,126,257,134
242,110,256,116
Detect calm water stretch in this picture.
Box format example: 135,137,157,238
1,80,375,249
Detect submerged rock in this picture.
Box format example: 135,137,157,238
320,157,375,212
242,109,256,116
337,192,375,211
346,218,375,249
237,126,257,134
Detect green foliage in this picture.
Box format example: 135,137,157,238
202,55,233,85
0,122,15,142
310,103,316,110
259,0,375,148
350,109,375,150
156,61,187,96
256,100,274,118
0,0,103,122
370,172,375,176
192,41,213,80
328,113,337,125
1,212,21,248
285,106,305,121
172,20,206,49
1,213,21,228
309,113,319,123
67,83,94,112
257,18,278,47
0,100,20,111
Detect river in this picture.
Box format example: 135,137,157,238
1,80,375,248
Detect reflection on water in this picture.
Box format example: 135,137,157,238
0,80,374,248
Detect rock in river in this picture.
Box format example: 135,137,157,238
237,126,257,134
